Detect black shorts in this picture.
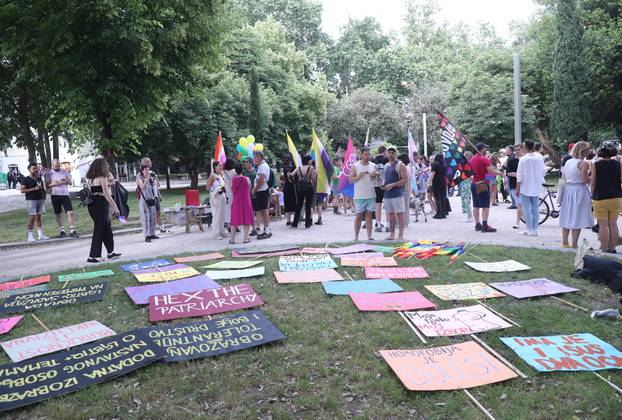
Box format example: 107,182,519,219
255,190,270,211
155,197,161,212
51,195,73,214
374,186,384,203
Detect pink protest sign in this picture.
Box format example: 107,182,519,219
231,249,300,258
149,284,263,321
349,292,436,312
125,275,221,305
0,316,23,335
328,244,377,255
0,275,50,292
341,257,397,267
364,266,429,279
301,247,329,254
489,278,579,299
336,252,384,260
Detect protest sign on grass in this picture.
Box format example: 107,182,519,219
364,266,429,279
0,282,109,314
174,252,225,263
0,275,50,292
404,304,512,337
274,269,343,284
0,316,23,335
341,257,397,267
0,284,48,300
58,270,114,282
350,291,435,312
327,244,377,255
132,264,200,283
424,282,505,301
322,279,402,295
464,260,530,272
204,267,265,280
234,245,298,255
489,278,579,299
278,255,337,272
336,252,384,260
125,275,220,305
201,260,264,270
231,249,300,258
121,259,171,272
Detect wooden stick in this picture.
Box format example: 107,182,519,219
469,334,528,379
31,314,50,331
448,240,474,265
463,389,496,420
476,300,522,328
399,311,427,344
155,265,168,282
450,241,481,265
468,253,489,263
344,271,353,280
551,296,588,312
593,372,622,395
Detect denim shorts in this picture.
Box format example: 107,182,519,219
471,183,490,208
26,199,46,216
354,198,375,214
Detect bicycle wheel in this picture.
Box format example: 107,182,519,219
520,198,550,225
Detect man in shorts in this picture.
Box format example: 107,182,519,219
252,151,272,239
46,158,77,237
349,147,378,241
20,162,49,242
373,145,388,232
470,143,502,232
382,146,409,240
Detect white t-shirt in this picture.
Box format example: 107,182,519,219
516,152,546,197
353,161,377,200
255,161,270,192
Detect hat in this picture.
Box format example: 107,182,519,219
475,143,489,151
387,146,397,152
567,143,576,152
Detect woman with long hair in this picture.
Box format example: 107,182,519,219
489,153,500,206
85,158,120,263
229,163,254,244
282,156,297,225
290,154,317,228
429,153,448,219
422,156,435,213
136,158,157,242
206,160,227,239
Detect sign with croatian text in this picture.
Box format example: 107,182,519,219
322,279,402,295
404,304,512,337
464,260,531,272
0,275,50,292
489,278,579,299
174,253,225,263
133,264,200,283
364,266,429,279
125,275,220,305
274,269,343,284
0,285,48,300
424,282,505,301
121,259,171,272
350,291,436,312
278,255,337,272
0,282,109,314
58,270,115,282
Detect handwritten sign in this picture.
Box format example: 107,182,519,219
58,270,114,282
336,252,384,259
149,284,263,322
132,264,200,283
0,320,116,362
0,282,109,314
234,245,298,255
0,316,23,335
424,282,505,301
364,266,429,279
124,275,221,305
301,247,329,254
204,267,265,280
278,255,337,272
141,310,285,362
0,275,50,292
274,269,343,284
0,329,164,412
380,341,518,391
404,304,512,337
350,291,436,312
322,279,403,295
174,252,225,263
464,260,531,272
501,333,622,372
373,245,395,253
201,260,263,270
327,244,377,255
341,257,397,267
0,284,48,300
232,249,300,258
489,278,579,299
121,259,171,272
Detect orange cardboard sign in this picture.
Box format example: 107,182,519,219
274,269,343,284
341,257,398,267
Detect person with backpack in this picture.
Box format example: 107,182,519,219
382,146,409,240
290,154,317,229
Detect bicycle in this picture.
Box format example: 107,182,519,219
520,183,559,225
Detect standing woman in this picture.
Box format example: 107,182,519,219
282,157,297,225
590,141,622,253
206,161,227,239
136,163,158,242
398,153,411,227
85,158,120,263
460,151,474,222
429,154,448,219
229,163,254,244
422,156,436,213
488,153,500,206
222,158,236,232
559,141,593,248
290,155,317,229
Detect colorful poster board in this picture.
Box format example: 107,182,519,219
404,304,512,337
0,275,50,292
201,260,263,270
327,244,377,255
0,320,116,362
373,245,395,253
350,291,436,312
464,260,531,272
278,255,337,272
489,278,579,299
336,252,384,260
204,267,265,280
149,283,263,322
174,252,225,263
0,329,164,412
124,275,221,305
132,264,200,283
0,284,48,300
58,269,115,282
364,266,429,279
301,247,329,254
141,310,285,362
322,279,403,295
424,282,505,301
0,316,23,335
274,269,343,284
341,257,397,267
380,341,518,391
232,249,300,258
0,282,109,314
501,333,622,372
121,259,171,272
234,245,298,255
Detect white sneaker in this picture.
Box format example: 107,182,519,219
27,236,36,242
38,235,50,240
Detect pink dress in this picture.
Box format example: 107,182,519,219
230,175,254,226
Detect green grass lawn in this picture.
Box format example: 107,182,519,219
2,244,621,418
0,188,201,244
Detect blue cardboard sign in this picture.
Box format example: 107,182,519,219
322,279,403,295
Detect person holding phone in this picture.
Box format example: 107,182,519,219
20,162,49,242
136,160,158,242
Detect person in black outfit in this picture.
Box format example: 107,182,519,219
290,155,317,229
282,157,297,225
429,153,448,219
85,158,121,263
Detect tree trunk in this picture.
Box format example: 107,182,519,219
35,129,47,167
96,109,118,178
42,130,51,167
16,91,37,163
536,130,560,166
166,164,171,190
52,133,59,160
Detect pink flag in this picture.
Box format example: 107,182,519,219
337,136,356,197
214,131,226,165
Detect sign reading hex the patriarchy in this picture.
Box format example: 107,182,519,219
125,275,220,305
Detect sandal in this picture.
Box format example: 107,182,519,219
243,239,250,243
228,239,235,244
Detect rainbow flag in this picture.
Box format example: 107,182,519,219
337,135,356,198
214,131,226,165
286,131,302,169
310,129,333,194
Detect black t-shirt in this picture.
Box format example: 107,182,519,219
560,154,572,177
374,154,388,165
431,161,446,188
506,156,519,190
22,175,44,200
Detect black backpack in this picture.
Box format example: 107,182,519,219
267,168,276,189
295,167,313,192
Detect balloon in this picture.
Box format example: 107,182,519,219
247,135,255,143
237,153,242,160
240,137,248,147
255,143,264,152
246,144,255,155
236,144,244,153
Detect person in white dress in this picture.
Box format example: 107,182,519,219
206,161,227,239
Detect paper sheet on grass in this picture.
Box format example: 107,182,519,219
204,266,265,280
0,275,50,292
58,269,114,282
278,255,337,271
364,266,429,279
464,260,530,272
125,275,221,305
341,257,397,267
132,264,200,283
322,278,402,295
201,260,264,270
0,316,23,334
174,252,225,263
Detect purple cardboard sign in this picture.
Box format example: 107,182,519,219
489,278,579,299
125,275,221,305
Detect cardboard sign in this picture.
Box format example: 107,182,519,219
336,252,384,259
380,341,518,391
0,275,50,292
274,269,343,284
149,284,263,322
0,329,164,412
464,260,531,272
373,245,395,254
364,266,429,279
301,247,329,254
125,275,221,305
0,282,109,314
0,320,116,362
404,304,512,337
489,278,580,299
204,267,265,280
58,269,115,282
341,257,397,267
0,284,48,300
174,252,225,263
0,316,23,335
234,245,298,255
132,264,200,283
350,291,436,312
327,244,377,255
322,279,403,295
424,282,505,301
141,310,285,362
201,260,264,270
231,249,300,258
501,333,622,372
278,255,337,272
121,259,171,272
